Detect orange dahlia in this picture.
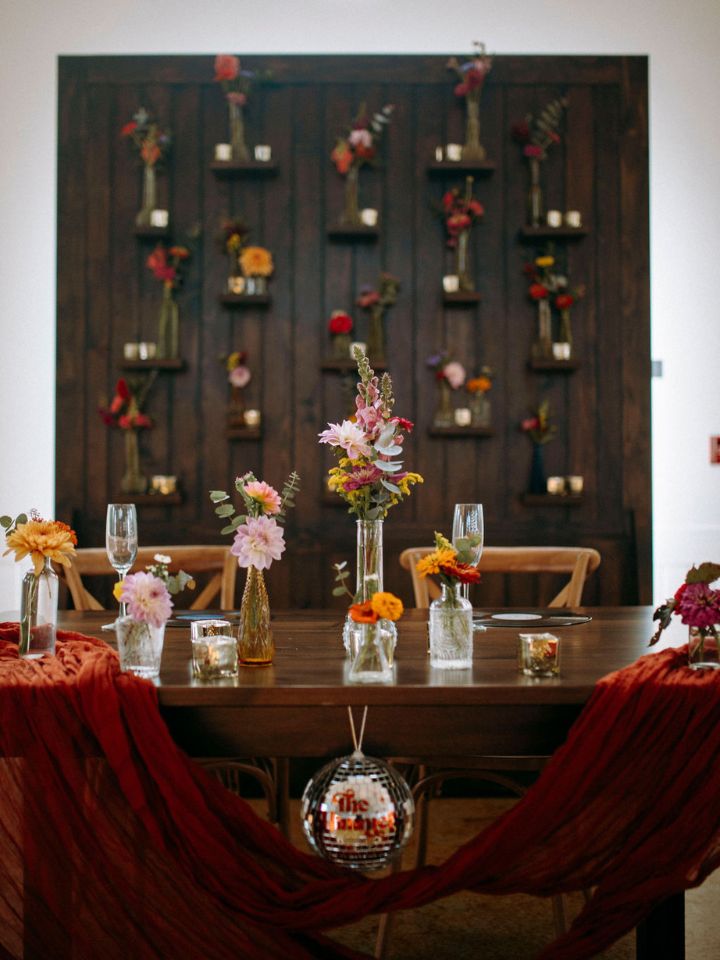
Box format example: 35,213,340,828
5,519,77,575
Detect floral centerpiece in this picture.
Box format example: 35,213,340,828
416,532,481,669
441,177,484,291
446,41,493,161
114,569,174,677
2,510,77,657
224,350,252,426
218,218,249,291
650,563,720,669
146,244,190,359
466,367,493,428
210,471,300,665
524,252,584,359
213,55,266,162
356,273,400,362
328,311,354,359
521,399,557,494
239,245,273,296
121,107,171,227
511,98,566,227
99,376,155,494
330,102,394,226
426,351,466,427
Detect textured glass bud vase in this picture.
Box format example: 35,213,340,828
239,565,274,665
428,583,473,668
343,520,397,659
115,616,165,678
19,558,59,658
349,622,392,683
687,625,720,670
135,164,157,227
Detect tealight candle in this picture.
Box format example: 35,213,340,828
350,341,367,358
434,146,444,162
454,407,472,427
150,475,177,496
191,619,238,680
123,342,139,360
360,208,378,227
565,210,582,229
546,476,566,496
443,275,460,293
445,143,462,161
228,276,245,295
566,475,584,495
552,342,572,361
546,209,562,228
214,143,232,162
137,341,157,360
519,633,560,677
150,209,168,228
254,144,272,162
243,409,261,427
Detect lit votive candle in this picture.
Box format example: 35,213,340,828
443,274,460,293
191,620,238,680
546,209,562,228
254,144,272,162
123,342,139,360
243,409,261,427
434,146,444,162
445,143,462,161
546,476,566,496
360,208,378,227
350,341,367,358
150,474,177,496
228,276,245,295
454,407,472,427
215,143,232,162
137,341,157,360
566,475,584,495
565,210,582,229
552,342,572,361
519,633,560,677
150,209,169,229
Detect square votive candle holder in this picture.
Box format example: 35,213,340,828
191,619,238,680
518,632,560,677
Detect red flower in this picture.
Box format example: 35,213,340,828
391,417,414,432
528,283,549,300
442,191,456,211
168,246,190,260
140,142,161,166
330,142,354,175
227,91,247,106
328,312,353,335
134,413,152,429
447,213,472,233
118,415,132,430
116,379,131,402
521,416,540,432
511,121,530,143
523,144,543,159
214,54,240,82
121,121,138,137
440,561,481,584
357,290,381,309
555,293,574,310
547,131,561,144
353,143,376,161
349,600,379,624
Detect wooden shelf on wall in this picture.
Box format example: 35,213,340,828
518,226,588,241
115,493,183,507
219,293,271,307
210,160,279,178
528,358,579,373
226,426,262,441
427,160,496,176
326,225,379,241
121,358,186,371
133,225,170,239
321,357,387,372
443,291,482,306
428,426,494,438
522,494,584,507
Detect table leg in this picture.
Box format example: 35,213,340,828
636,893,684,959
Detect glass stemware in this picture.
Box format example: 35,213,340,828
103,503,138,629
452,503,485,629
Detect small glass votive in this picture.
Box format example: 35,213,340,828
443,274,460,293
552,342,572,360
565,210,582,229
243,409,261,427
123,342,139,360
445,143,462,161
150,474,177,496
215,143,232,161
518,633,560,677
254,144,272,162
150,209,169,228
350,341,367,358
454,407,472,427
566,475,584,495
138,341,157,360
546,209,562,228
228,275,245,294
546,475,566,495
434,145,444,162
360,208,378,227
191,620,238,680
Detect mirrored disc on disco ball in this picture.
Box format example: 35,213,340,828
301,750,414,870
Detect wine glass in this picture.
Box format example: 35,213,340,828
104,503,138,628
452,503,484,627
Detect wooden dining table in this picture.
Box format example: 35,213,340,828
55,605,688,958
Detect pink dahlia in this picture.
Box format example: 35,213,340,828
119,572,172,628
318,420,372,460
243,480,282,515
231,515,285,570
675,582,720,629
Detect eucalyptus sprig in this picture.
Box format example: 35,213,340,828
210,470,301,536
0,513,29,538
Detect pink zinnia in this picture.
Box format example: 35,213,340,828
443,361,466,390
675,582,720,629
119,572,172,628
231,515,285,570
343,464,384,490
229,365,251,388
243,480,282,515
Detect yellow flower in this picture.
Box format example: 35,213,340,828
371,591,404,622
535,255,554,268
416,547,457,578
113,579,125,601
4,519,77,576
239,246,274,278
227,351,241,372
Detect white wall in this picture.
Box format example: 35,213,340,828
1,0,718,609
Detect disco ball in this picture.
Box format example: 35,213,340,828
301,750,414,871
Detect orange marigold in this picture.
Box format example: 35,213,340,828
370,591,404,622
416,548,457,578
4,519,77,576
349,600,379,624
239,246,274,278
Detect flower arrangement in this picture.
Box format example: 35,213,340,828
113,553,195,612
146,244,190,359
440,176,483,291
446,42,492,162
3,511,77,576
426,351,466,390
524,252,584,359
349,591,404,625
319,347,422,520
226,350,251,389
213,55,267,162
416,531,481,588
511,98,566,228
121,107,171,168
356,273,400,361
218,218,250,280
650,563,720,647
239,246,273,279
99,377,155,494
521,399,557,445
331,103,394,226
466,367,493,428
466,369,492,395
328,311,353,359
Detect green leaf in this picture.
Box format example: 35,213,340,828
686,562,720,585
0,516,12,529
332,586,349,597
215,504,235,518
221,523,238,536
209,490,229,503
381,479,400,494
15,513,27,526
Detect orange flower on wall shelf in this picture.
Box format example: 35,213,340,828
239,246,273,278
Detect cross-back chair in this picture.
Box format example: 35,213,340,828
59,546,238,611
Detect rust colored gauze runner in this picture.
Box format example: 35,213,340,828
1,623,719,959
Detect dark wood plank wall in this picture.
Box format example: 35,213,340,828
56,55,650,608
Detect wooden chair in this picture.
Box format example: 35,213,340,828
400,545,601,610
375,545,602,957
60,546,238,611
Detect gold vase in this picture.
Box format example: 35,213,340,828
238,566,274,665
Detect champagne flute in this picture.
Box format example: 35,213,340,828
452,503,484,625
104,503,138,628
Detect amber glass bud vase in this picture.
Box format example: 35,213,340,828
238,565,274,665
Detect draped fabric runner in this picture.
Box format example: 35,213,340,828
1,624,720,959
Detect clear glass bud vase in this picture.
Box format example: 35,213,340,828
687,625,720,670
239,565,274,665
428,582,473,669
349,622,392,683
19,557,59,658
343,519,397,660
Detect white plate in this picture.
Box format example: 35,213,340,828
491,613,543,621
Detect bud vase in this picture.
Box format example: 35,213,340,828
136,164,157,227
228,99,250,162
462,96,486,162
558,308,573,357
433,379,454,428
115,616,165,678
239,565,274,665
121,430,147,495
527,157,543,228
341,164,362,226
428,583,473,668
332,332,352,359
343,520,397,660
349,622,393,683
455,229,473,291
366,306,385,362
532,299,553,360
469,391,491,428
19,558,59,658
687,625,720,670
157,285,179,359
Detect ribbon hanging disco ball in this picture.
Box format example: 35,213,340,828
301,750,414,870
